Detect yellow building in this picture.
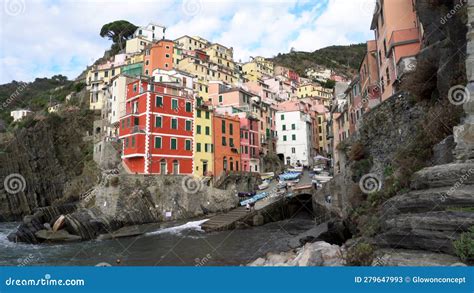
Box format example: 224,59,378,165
296,83,332,107
177,56,237,85
194,99,214,177
242,56,274,82
86,64,123,110
125,37,151,54
203,43,236,73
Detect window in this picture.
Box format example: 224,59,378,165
292,134,296,141
131,136,136,147
221,120,226,133
165,54,170,58
155,96,163,107
218,95,223,103
172,99,178,110
205,126,210,135
292,147,296,154
171,118,178,129
292,124,296,130
155,116,162,128
125,137,129,147
197,143,201,152
229,138,234,147
185,120,192,131
283,135,287,141
185,101,192,112
171,138,177,150
229,123,233,135
197,125,201,134
281,114,285,120
185,139,191,151
222,137,227,146
155,137,162,148
282,125,286,131
133,84,137,92
205,111,210,119
197,109,201,118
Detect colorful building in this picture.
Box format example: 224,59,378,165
119,78,194,174
371,0,422,101
86,54,127,110
194,99,214,177
359,40,381,109
242,56,274,82
143,40,174,76
239,114,260,172
213,114,241,177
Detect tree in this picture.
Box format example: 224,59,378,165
100,20,138,53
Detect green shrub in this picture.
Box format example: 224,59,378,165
453,227,474,262
346,242,375,266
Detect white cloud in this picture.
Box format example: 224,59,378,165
0,0,374,84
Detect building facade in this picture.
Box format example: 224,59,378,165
213,114,241,177
119,78,194,174
371,0,421,101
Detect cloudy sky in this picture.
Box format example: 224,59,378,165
0,0,375,84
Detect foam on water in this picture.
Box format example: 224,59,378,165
146,219,209,236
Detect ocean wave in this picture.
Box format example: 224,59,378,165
145,219,209,236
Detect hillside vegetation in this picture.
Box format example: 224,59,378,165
0,76,85,125
271,43,367,78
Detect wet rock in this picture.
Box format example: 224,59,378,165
35,229,81,242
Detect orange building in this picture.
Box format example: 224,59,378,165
371,0,422,101
143,39,174,76
213,114,241,177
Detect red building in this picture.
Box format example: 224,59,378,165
119,77,194,174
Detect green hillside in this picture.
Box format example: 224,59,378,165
271,43,367,78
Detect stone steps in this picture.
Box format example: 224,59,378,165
201,207,251,231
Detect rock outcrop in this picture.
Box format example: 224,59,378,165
9,173,239,243
248,241,345,267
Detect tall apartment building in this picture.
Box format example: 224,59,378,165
119,78,194,174
371,0,422,101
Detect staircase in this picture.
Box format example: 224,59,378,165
201,207,252,231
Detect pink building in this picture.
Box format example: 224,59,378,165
371,0,422,101
239,115,260,172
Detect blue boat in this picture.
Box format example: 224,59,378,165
278,172,301,181
240,192,269,206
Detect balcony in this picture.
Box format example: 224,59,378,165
131,125,145,134
387,28,420,56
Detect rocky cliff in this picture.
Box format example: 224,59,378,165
0,109,99,222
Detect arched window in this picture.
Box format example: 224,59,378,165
223,157,228,171
230,157,234,171
172,160,179,175
160,159,167,175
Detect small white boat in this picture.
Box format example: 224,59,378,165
313,174,332,183
258,181,270,190
313,166,324,173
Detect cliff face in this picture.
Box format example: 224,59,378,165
314,0,471,261
0,110,98,221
